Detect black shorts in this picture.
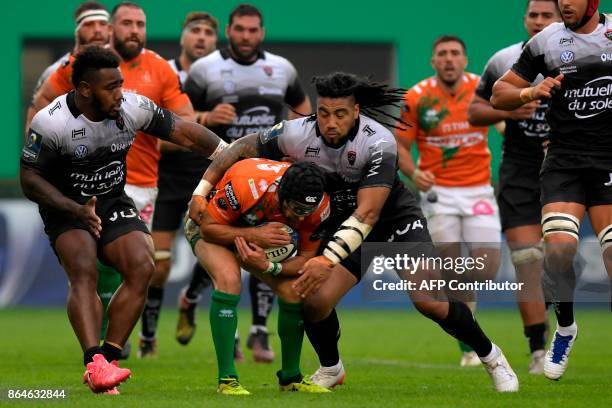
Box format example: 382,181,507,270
319,188,433,281
497,160,542,231
540,153,612,208
41,193,150,251
152,198,188,232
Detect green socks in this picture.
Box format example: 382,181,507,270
210,290,240,381
277,299,304,383
96,260,123,339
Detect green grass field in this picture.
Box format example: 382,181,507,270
1,307,610,407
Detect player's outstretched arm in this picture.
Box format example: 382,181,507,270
163,113,227,159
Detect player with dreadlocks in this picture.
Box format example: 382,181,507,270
188,72,519,392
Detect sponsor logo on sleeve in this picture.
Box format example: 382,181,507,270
22,131,44,162
248,178,260,199
225,181,240,211
260,121,284,143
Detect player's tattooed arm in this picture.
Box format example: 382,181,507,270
188,133,259,224
202,133,259,187
354,186,391,227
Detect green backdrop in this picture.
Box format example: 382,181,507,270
4,0,535,181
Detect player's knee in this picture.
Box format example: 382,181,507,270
542,212,580,242
597,224,612,255
152,249,172,285
212,270,242,295
511,244,544,266
63,254,97,282
275,282,301,304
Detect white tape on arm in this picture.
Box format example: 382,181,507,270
208,140,228,161
323,216,373,265
192,179,213,197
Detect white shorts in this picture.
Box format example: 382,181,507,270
420,185,501,244
124,184,158,231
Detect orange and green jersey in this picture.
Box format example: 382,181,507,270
397,73,491,187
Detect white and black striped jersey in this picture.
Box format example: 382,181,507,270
477,42,549,166
512,13,612,156
21,92,174,203
168,58,188,88
257,115,419,219
185,48,306,143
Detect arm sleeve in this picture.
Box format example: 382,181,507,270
395,91,418,142
160,59,191,111
256,121,287,160
283,61,307,107
475,57,501,101
184,63,209,111
360,135,397,189
130,95,176,141
511,39,547,82
20,127,60,172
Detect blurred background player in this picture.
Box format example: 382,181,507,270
492,0,611,381
182,3,311,363
25,1,111,134
142,11,219,358
468,0,561,374
396,35,501,367
30,1,196,359
190,159,330,395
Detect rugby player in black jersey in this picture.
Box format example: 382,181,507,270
188,72,519,392
468,0,561,374
491,0,611,380
20,47,225,394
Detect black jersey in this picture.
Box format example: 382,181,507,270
477,42,549,166
157,58,210,201
21,91,174,205
184,48,306,143
512,14,612,158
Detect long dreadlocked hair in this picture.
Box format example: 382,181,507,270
306,71,411,130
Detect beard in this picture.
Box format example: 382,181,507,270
113,36,145,61
228,39,261,62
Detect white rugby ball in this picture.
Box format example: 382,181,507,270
262,223,299,263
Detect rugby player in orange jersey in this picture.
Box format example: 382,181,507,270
184,159,331,394
25,1,111,135
468,0,561,374
396,35,501,367
29,1,204,358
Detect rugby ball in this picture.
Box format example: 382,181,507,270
261,223,299,263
